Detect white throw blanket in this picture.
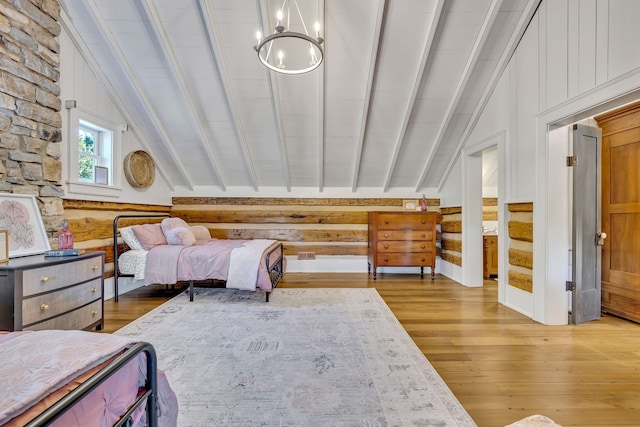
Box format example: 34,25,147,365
226,239,276,290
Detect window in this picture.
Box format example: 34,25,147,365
67,108,121,197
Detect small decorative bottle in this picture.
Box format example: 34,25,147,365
58,219,74,249
420,194,428,211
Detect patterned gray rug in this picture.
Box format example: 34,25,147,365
115,288,476,426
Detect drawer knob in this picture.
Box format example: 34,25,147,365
421,245,426,249
383,244,389,249
40,276,49,282
91,287,98,293
384,233,389,238
40,303,49,311
421,258,426,262
384,219,389,224
421,233,426,238
91,310,98,316
92,265,99,271
421,220,425,224
383,257,389,262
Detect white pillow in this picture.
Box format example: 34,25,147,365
119,226,145,250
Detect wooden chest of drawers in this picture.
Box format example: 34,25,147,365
0,252,105,331
483,235,498,279
368,211,438,280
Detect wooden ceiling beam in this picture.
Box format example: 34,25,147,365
139,0,227,190
415,0,504,191
382,0,446,192
199,0,260,191
85,0,195,190
436,0,543,191
350,0,387,192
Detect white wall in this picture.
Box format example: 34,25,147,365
439,0,640,324
59,29,173,206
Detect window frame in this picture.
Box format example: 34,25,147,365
67,108,122,198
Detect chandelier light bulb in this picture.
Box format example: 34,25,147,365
277,50,285,69
314,22,320,38
256,31,262,43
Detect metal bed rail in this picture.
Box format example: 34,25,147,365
113,214,169,302
25,342,159,427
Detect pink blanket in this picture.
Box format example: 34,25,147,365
143,239,280,292
0,331,178,427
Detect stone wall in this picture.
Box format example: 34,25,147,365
0,0,62,237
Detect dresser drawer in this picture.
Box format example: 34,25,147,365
377,241,432,252
22,278,103,325
377,230,434,241
22,256,103,297
376,213,434,230
23,300,102,331
376,253,433,266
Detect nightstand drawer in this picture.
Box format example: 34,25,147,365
377,230,434,241
377,241,431,252
377,214,433,230
24,300,102,331
22,278,103,325
23,256,103,297
376,253,433,266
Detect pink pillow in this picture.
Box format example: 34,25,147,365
131,223,167,250
190,225,211,241
161,217,196,246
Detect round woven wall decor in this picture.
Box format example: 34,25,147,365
123,150,155,188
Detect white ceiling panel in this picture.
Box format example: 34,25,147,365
60,0,539,192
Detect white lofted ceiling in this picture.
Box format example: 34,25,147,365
59,0,540,193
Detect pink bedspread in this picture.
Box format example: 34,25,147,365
0,331,178,427
143,238,281,292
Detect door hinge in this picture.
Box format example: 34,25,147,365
566,156,577,167
566,280,576,291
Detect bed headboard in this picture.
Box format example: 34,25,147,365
112,214,170,302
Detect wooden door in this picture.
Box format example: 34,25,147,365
595,101,640,323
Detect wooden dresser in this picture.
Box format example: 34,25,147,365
483,235,498,279
0,251,105,331
368,211,438,280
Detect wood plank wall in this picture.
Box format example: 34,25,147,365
170,197,441,260
507,202,533,292
62,197,441,278
439,200,497,268
62,200,171,279
440,207,462,266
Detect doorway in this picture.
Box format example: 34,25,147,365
482,147,499,282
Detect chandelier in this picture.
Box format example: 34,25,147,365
254,0,324,75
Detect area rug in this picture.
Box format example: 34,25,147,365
115,288,476,426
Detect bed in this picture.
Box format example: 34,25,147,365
0,330,178,426
112,214,285,302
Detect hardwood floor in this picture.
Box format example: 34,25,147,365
102,273,640,427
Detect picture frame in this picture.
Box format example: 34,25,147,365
0,229,7,263
0,194,51,258
403,199,418,211
95,166,108,185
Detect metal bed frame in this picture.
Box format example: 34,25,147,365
25,342,159,427
112,214,284,303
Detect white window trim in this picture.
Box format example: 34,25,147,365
67,107,122,198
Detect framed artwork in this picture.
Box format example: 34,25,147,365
95,166,108,185
0,194,51,258
0,229,7,262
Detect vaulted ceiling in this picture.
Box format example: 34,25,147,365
59,0,539,193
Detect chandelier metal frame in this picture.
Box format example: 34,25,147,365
254,0,324,75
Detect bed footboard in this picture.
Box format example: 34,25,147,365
265,242,285,302
25,342,159,427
